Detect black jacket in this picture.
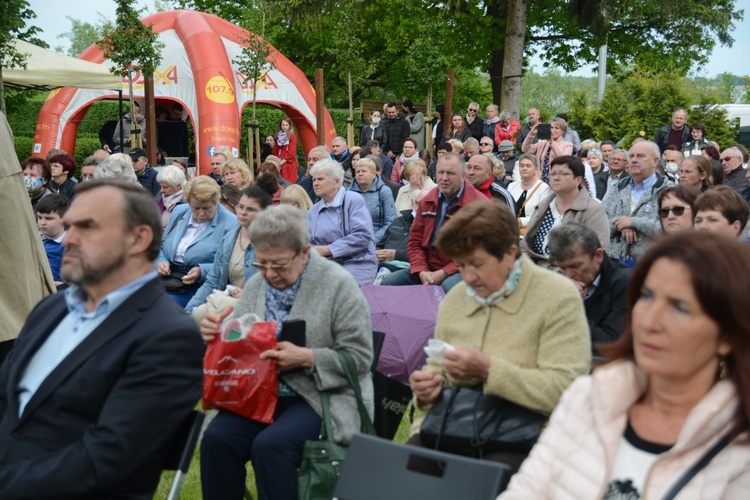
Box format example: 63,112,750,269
654,124,690,154
360,123,389,149
0,278,204,498
377,209,415,262
587,255,632,351
384,116,411,156
467,117,484,141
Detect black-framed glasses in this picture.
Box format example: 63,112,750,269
468,108,478,113
659,206,689,218
480,142,492,146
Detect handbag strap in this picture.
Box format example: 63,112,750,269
518,181,543,214
319,392,335,442
662,432,733,500
336,350,376,436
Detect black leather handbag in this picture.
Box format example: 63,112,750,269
160,263,194,294
420,385,546,457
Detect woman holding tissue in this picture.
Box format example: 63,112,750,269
199,204,374,500
408,200,591,473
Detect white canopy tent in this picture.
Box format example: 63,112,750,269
4,39,122,91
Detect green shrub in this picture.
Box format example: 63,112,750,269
14,136,34,163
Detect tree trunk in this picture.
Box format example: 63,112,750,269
0,66,6,115
486,0,506,107
500,0,527,120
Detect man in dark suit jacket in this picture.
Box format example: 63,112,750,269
0,180,204,499
548,223,632,350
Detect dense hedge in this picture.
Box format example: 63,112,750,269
9,95,359,169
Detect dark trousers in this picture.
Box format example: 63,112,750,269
201,397,322,500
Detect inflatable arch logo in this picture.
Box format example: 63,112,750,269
33,10,336,173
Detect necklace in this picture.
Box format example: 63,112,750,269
238,231,249,251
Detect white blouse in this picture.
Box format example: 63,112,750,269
507,178,551,228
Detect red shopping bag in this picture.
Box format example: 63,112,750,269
202,314,279,423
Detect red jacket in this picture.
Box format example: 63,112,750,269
494,120,521,145
273,132,298,184
408,181,485,276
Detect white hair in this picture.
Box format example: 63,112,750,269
95,153,137,183
309,158,345,183
156,165,186,188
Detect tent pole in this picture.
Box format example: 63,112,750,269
118,90,124,152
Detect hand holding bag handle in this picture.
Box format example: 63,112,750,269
297,349,375,500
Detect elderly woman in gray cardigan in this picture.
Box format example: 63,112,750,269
199,204,373,500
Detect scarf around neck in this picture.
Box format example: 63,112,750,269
277,130,289,146
466,258,523,306
485,116,501,125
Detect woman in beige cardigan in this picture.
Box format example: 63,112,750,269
521,155,609,266
501,232,750,499
408,200,591,473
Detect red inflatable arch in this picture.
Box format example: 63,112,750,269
33,10,336,174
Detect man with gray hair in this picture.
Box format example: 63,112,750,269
464,154,516,213
516,107,539,149
462,137,479,158
721,147,749,192
602,140,672,264
296,145,328,203
330,136,355,187
654,108,690,154
381,153,484,292
548,223,631,348
79,156,102,182
606,148,630,193
465,102,483,140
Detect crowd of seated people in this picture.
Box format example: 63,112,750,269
8,101,750,499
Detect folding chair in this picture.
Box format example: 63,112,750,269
163,410,205,500
333,434,511,500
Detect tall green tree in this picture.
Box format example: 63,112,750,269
176,0,743,119
56,16,105,57
97,0,164,148
0,0,43,113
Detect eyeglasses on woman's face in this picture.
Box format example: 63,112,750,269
251,253,300,272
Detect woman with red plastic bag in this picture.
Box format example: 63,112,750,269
199,204,374,500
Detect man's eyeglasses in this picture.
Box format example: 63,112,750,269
251,254,299,272
659,206,689,218
480,142,492,146
468,108,478,113
720,156,737,162
608,158,626,163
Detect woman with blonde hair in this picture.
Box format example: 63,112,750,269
280,184,313,211
221,158,253,189
394,160,436,212
522,117,574,183
156,176,238,307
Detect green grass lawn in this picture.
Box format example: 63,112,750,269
154,407,413,499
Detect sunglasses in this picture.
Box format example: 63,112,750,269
659,206,689,218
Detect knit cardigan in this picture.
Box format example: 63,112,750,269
412,255,591,436
501,360,750,499
232,251,374,444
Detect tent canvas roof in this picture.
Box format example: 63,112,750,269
4,39,122,91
